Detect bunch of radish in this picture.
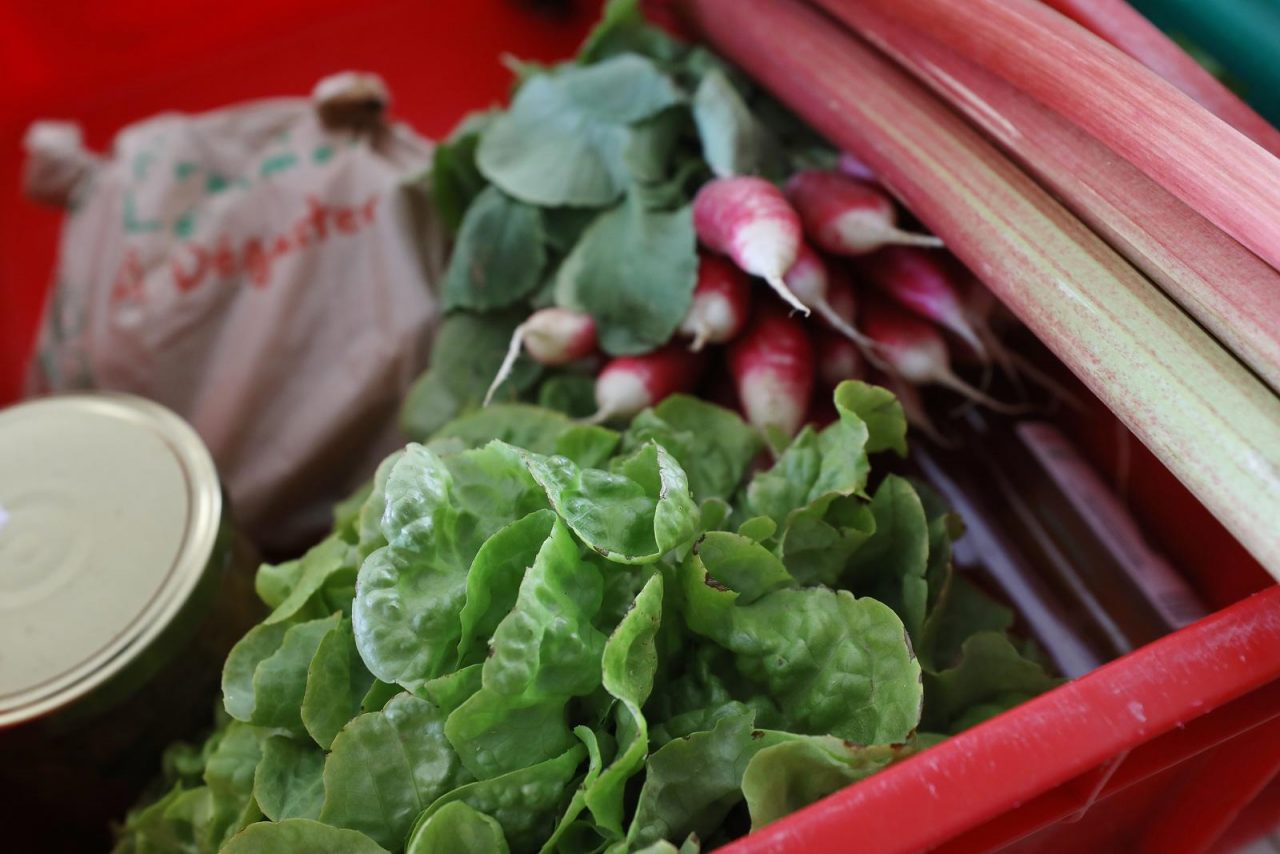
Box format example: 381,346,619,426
486,166,1036,440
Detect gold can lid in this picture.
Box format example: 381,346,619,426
0,393,222,726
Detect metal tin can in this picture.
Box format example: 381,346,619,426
0,393,263,849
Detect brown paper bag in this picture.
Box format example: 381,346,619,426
25,72,444,551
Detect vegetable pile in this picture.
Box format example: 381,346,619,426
400,0,1022,446
114,383,1056,853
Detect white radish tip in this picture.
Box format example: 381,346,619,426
765,275,812,316
688,324,711,353
886,227,945,249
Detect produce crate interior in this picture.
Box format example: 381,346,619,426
0,1,1276,852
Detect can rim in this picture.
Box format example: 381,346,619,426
0,393,222,727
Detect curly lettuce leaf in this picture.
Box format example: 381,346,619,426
221,819,388,854
255,559,303,610
526,442,699,564
455,510,558,668
253,736,324,822
249,615,342,734
740,736,915,830
406,801,509,854
922,631,1060,734
263,537,356,625
445,517,606,779
406,744,587,854
627,711,788,848
583,572,663,838
843,475,930,641
202,722,265,850
623,395,761,503
695,531,794,605
354,443,546,692
302,619,376,750
223,614,340,735
775,495,875,587
680,555,922,744
743,380,906,529
319,693,470,850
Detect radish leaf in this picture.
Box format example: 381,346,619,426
477,55,682,207
555,194,697,355
442,186,546,311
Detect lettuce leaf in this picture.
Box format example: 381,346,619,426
353,443,546,692
222,819,388,854
526,442,698,564
445,517,606,779
680,555,922,744
406,801,509,854
319,693,470,850
622,395,761,503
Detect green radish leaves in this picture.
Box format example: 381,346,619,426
442,186,546,312
478,54,682,207
554,192,698,356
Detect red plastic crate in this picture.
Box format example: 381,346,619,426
1,2,1276,850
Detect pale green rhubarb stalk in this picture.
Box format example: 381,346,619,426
1040,0,1280,158
679,0,1280,579
809,0,1280,283
832,1,1280,394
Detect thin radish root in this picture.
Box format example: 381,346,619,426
485,308,597,406
885,375,955,447
1001,346,1085,410
765,274,812,315
688,324,713,353
485,321,530,406
934,370,1025,415
815,300,891,373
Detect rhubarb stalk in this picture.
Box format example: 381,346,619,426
811,0,1280,280
1039,0,1280,158
835,1,1280,393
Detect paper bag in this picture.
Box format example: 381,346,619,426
25,72,444,550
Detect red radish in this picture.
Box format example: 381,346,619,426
862,295,1018,413
837,150,878,183
783,243,878,355
816,329,865,387
586,345,704,424
727,304,814,437
825,264,858,327
858,247,986,358
692,176,811,315
815,264,866,385
785,169,943,254
485,308,596,405
679,253,752,351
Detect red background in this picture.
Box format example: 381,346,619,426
0,0,603,405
